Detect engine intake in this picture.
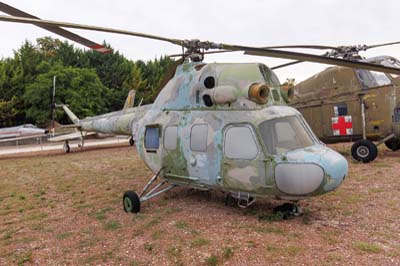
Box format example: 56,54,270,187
248,83,270,104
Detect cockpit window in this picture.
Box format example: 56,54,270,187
357,69,391,88
259,116,315,154
381,58,400,78
259,64,280,85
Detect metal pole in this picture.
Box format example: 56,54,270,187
361,99,366,140
52,76,56,137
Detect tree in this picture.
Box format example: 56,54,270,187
24,63,110,126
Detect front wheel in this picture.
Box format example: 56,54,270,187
351,140,377,163
123,190,140,213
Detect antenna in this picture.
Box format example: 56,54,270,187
51,76,56,137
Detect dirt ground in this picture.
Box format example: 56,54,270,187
0,144,399,265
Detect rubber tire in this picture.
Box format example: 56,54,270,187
123,190,140,213
385,139,400,151
351,140,378,163
129,137,135,146
63,143,70,153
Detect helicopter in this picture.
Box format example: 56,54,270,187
273,44,400,163
1,3,400,215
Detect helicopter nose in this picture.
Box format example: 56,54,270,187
276,145,348,195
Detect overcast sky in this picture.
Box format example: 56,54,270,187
0,0,399,82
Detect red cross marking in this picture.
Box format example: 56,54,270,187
332,116,353,135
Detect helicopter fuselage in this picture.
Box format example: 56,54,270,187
74,62,348,201
131,62,348,200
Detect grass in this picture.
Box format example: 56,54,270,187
0,145,398,265
174,221,189,229
258,212,285,222
354,241,382,253
190,237,210,247
143,218,160,228
302,208,311,224
205,254,218,266
56,232,73,240
251,225,284,235
151,230,163,240
16,251,32,266
144,242,154,252
222,246,234,259
166,245,182,257
103,220,121,231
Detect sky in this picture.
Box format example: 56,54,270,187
0,0,399,83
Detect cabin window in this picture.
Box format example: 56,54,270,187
164,126,178,150
145,126,160,151
224,125,258,159
190,124,208,152
334,103,348,116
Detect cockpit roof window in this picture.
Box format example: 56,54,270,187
381,58,400,78
258,116,315,154
357,69,392,88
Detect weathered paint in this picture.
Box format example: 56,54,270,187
68,61,347,200
292,55,400,145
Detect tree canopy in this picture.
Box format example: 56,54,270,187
0,37,174,127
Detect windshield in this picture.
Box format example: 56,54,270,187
259,116,315,154
357,69,391,88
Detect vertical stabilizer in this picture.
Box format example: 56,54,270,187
56,104,80,125
123,89,136,110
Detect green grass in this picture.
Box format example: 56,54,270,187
189,237,210,247
103,220,121,231
151,230,163,240
354,241,382,253
205,254,218,266
174,221,189,229
251,225,284,235
143,219,160,228
56,232,73,240
302,208,311,224
144,242,154,252
222,246,234,259
166,245,182,257
16,251,32,266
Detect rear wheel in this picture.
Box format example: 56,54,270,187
351,140,377,163
63,142,70,153
385,139,400,151
129,137,135,146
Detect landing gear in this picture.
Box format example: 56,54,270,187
63,140,70,153
225,192,256,208
385,139,400,151
129,137,135,146
122,169,176,214
351,139,377,163
273,202,299,219
123,191,140,213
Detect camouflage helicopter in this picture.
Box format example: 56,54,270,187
271,44,400,163
2,3,400,215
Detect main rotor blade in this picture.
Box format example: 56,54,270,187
0,15,183,47
0,2,111,53
271,60,303,70
367,41,400,49
262,45,339,50
226,45,400,75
